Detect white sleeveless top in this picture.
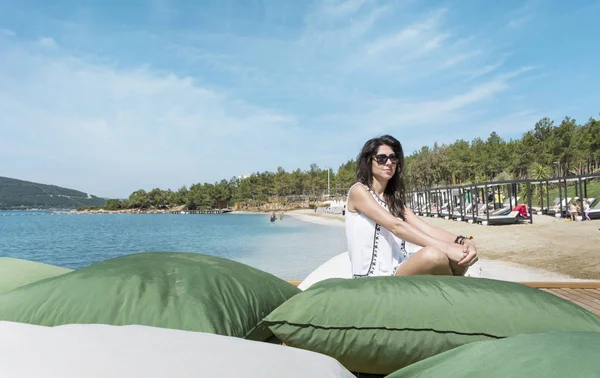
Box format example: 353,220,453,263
345,183,409,277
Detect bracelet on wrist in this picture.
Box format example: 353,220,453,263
454,235,473,245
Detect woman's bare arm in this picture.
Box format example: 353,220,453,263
403,204,478,266
403,206,458,244
348,185,466,262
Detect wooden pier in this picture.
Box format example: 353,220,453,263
168,209,232,214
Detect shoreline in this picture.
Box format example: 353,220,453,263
286,209,599,282
286,209,345,227
6,208,597,281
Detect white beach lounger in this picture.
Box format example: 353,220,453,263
542,198,560,213
502,196,520,207
477,210,522,225
547,197,571,216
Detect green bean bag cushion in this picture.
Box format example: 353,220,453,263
387,331,600,378
262,276,600,375
0,257,72,294
0,252,300,341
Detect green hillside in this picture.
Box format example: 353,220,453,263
0,176,106,209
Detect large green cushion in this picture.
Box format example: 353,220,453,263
262,276,600,375
387,331,600,378
0,252,300,340
0,257,72,294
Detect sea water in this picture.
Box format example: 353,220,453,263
0,211,346,280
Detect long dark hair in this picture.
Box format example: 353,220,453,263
356,135,406,220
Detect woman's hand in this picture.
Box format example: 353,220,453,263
444,243,469,263
458,240,478,266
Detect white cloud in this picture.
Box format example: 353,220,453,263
365,27,421,55
1,29,16,37
38,37,58,49
314,0,369,19
160,2,543,160
362,81,506,129
0,44,309,197
0,1,549,196
341,8,469,76
318,66,536,144
506,2,535,29
441,49,482,68
301,1,389,46
467,60,506,81
365,8,446,55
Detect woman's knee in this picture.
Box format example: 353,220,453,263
419,246,449,268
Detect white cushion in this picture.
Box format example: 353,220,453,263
298,252,352,290
0,322,354,378
299,243,426,290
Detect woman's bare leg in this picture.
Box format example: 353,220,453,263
395,246,454,276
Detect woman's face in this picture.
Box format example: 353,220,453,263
371,144,398,182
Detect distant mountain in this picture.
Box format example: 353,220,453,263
0,176,107,209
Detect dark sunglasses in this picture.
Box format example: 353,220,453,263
373,154,399,165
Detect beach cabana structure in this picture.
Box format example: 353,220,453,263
574,173,600,219
415,181,520,223
419,186,447,218
423,189,436,217
575,173,600,220
449,185,481,222
439,187,454,218
409,173,599,224
535,177,567,217
408,190,425,215
551,177,578,218
533,174,600,218
422,188,444,218
471,179,533,225
433,185,460,219
414,188,444,217
462,184,487,223
427,188,444,217
449,187,466,221
422,183,482,222
408,190,431,216
449,186,478,221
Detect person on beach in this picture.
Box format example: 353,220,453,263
569,201,578,221
345,135,479,277
584,200,591,221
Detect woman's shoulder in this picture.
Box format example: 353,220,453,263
348,182,369,195
349,181,367,189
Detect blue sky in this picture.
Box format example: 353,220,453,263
1,0,599,198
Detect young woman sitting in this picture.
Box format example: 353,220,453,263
345,135,479,277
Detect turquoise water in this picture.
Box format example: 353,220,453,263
0,211,346,280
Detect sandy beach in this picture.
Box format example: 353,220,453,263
287,209,600,281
